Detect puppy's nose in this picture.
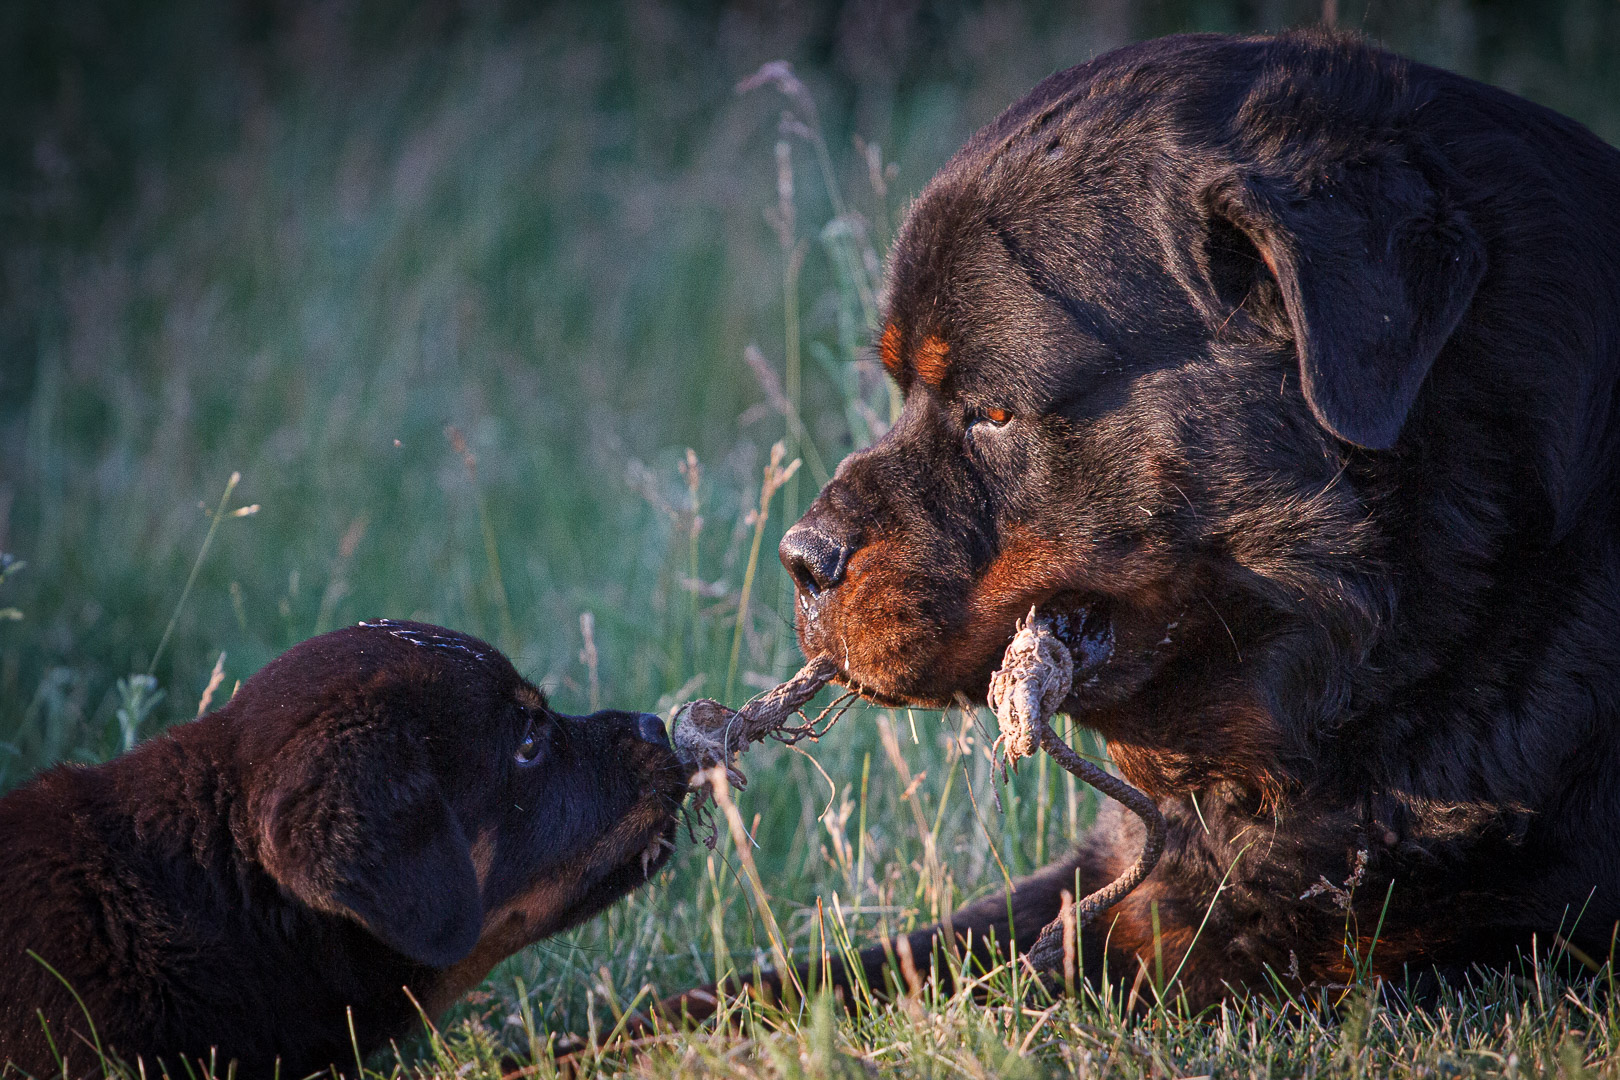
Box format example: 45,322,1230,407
634,712,670,748
780,518,857,597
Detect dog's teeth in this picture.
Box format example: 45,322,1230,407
639,837,670,879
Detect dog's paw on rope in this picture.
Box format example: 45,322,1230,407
988,607,1168,976
671,655,847,841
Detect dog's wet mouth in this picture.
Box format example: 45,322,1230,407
1039,596,1115,677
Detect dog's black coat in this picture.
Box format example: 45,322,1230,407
765,30,1620,1007
0,621,684,1077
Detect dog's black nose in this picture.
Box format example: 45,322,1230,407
780,519,856,596
634,712,670,747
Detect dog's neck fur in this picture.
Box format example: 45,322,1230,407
1117,54,1620,994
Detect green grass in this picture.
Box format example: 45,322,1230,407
4,1,1620,1076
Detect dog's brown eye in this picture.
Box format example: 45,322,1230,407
971,407,1012,430
515,720,544,765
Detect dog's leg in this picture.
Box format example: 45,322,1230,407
640,828,1135,1029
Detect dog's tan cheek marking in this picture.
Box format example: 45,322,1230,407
915,335,950,387
418,829,515,1014
469,828,497,882
902,532,1084,683
965,533,1080,619
418,880,574,1017
417,909,527,1017
880,323,903,373
815,536,933,691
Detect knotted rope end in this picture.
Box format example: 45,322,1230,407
990,606,1168,975
987,606,1073,775
670,655,843,842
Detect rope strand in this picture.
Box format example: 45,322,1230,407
988,608,1166,974
668,608,1165,968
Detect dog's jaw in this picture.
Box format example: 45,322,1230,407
417,811,679,1019
1038,596,1116,681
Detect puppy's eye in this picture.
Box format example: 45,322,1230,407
969,407,1012,431
515,718,545,765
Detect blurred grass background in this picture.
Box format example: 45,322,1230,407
3,1,1620,1074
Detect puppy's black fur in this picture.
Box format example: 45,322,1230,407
0,621,684,1077
742,29,1620,1009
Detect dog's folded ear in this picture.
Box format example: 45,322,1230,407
254,722,483,969
1208,160,1486,450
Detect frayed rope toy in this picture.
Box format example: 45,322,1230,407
669,609,1166,975
987,608,1167,975
671,655,851,819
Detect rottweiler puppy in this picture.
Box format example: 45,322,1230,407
0,620,684,1077
666,28,1620,1015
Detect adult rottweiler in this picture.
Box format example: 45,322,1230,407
773,29,1620,1008
0,621,684,1077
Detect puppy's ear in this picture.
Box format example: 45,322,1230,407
1209,163,1485,450
256,725,482,968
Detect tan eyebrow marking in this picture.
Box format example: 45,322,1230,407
914,335,951,387
879,323,903,373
